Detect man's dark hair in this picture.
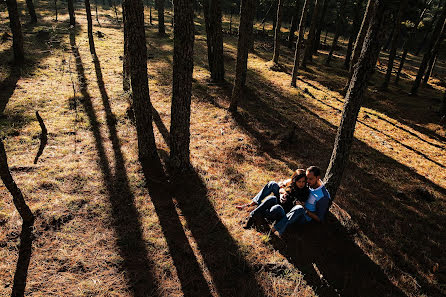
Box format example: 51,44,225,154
306,165,321,177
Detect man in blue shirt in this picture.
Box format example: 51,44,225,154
271,166,331,237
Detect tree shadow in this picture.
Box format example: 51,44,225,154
11,220,34,297
202,70,445,296
69,30,160,296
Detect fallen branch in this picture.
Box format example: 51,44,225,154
34,111,48,164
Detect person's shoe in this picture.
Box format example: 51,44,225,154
243,216,254,229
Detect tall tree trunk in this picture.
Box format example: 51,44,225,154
411,5,446,95
122,0,160,166
95,0,101,26
414,8,439,56
394,44,407,84
25,0,37,23
229,0,256,112
313,0,328,54
68,0,76,26
287,0,300,49
423,52,438,85
5,0,24,64
85,0,96,55
0,139,34,223
156,0,165,35
54,0,58,21
249,0,258,52
344,0,363,69
440,90,446,118
381,0,407,90
343,0,374,93
325,0,347,66
272,0,284,63
170,0,195,172
324,0,386,199
203,0,225,82
150,3,153,25
122,2,130,91
301,0,322,68
291,0,309,87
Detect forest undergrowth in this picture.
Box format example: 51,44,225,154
0,1,445,296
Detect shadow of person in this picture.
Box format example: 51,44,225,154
269,214,406,297
11,220,34,297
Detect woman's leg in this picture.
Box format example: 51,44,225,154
272,205,307,236
266,205,286,222
236,181,280,209
244,196,278,229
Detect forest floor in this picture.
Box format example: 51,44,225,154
1,1,445,296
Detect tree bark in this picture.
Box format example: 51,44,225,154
68,0,76,26
156,0,165,35
170,0,195,172
394,44,407,84
229,0,255,112
440,91,446,118
5,0,24,64
324,0,386,199
85,0,96,55
25,0,37,23
301,0,322,68
122,0,160,166
423,52,438,85
0,139,34,224
342,0,374,93
381,0,407,90
344,0,363,69
122,1,130,91
410,5,446,95
291,0,309,87
325,0,347,66
203,0,225,82
272,0,284,63
313,0,328,54
54,0,58,21
287,0,300,49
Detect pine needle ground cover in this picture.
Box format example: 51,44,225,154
0,1,445,296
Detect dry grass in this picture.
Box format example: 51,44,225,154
1,1,445,297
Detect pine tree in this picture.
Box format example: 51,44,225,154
156,0,166,35
203,0,225,82
291,0,309,87
85,0,96,55
25,0,38,23
122,0,160,166
272,0,284,63
324,0,387,198
68,0,76,26
5,0,24,64
229,0,256,112
301,0,322,67
325,0,347,66
170,0,195,172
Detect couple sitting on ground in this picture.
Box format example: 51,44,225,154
236,166,331,237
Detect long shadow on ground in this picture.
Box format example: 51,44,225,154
69,30,160,296
11,220,33,296
201,73,445,296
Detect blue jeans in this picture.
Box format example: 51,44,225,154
250,196,286,222
252,181,280,204
273,205,308,235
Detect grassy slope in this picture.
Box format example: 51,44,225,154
0,1,445,296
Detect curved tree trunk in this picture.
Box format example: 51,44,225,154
324,0,386,199
325,0,347,66
5,0,24,64
0,139,34,223
68,0,76,26
156,0,165,35
301,0,322,68
344,0,363,69
229,0,256,112
85,0,96,55
203,0,225,82
287,0,300,49
291,0,309,87
381,0,407,90
342,0,374,93
272,0,284,63
122,0,160,166
170,0,195,172
411,5,446,95
25,0,38,23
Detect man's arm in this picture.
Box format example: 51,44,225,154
314,196,331,222
304,208,321,222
